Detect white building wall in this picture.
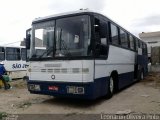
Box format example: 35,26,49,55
139,32,160,57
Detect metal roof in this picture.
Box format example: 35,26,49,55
33,9,95,23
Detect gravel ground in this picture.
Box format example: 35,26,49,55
0,72,160,119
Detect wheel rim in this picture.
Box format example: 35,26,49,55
110,77,114,93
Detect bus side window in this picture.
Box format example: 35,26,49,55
99,20,108,45
135,39,139,51
145,44,148,55
120,29,128,48
129,35,134,50
133,37,136,51
94,18,101,45
94,18,108,57
138,40,140,48
110,23,119,45
142,43,147,55
6,48,21,61
139,41,142,48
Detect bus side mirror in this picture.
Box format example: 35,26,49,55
26,34,31,49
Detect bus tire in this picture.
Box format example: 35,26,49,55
105,76,114,99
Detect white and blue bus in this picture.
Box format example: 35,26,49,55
0,46,27,79
26,10,148,99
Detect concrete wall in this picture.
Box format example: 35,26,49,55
139,32,160,58
151,46,160,65
148,64,160,72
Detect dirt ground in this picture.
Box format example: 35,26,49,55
0,72,160,116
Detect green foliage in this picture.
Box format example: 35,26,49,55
0,112,7,120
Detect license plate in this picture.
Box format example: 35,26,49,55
48,86,59,91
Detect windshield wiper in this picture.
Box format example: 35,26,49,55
61,39,72,56
59,29,72,57
38,47,53,58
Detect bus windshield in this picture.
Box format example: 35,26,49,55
30,15,91,59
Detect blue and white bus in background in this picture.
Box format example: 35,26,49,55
26,10,148,99
0,46,27,79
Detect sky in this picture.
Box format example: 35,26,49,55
0,0,160,46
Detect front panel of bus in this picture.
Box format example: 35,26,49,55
27,14,98,99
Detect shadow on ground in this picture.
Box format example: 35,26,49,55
42,97,107,109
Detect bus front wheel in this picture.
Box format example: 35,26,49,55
105,76,114,99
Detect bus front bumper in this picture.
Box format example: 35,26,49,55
27,80,96,99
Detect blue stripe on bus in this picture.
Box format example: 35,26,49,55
118,71,134,89
27,71,135,99
138,55,148,75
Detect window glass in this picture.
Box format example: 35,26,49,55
145,44,147,55
32,20,55,58
138,40,140,48
94,18,108,57
26,49,30,61
129,35,134,50
55,15,91,57
0,47,5,60
21,48,26,60
110,23,119,45
135,39,139,51
142,43,147,55
139,41,142,48
99,20,108,45
6,48,20,60
36,49,46,56
120,29,128,48
31,15,91,59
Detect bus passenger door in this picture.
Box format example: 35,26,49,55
94,17,109,97
94,17,109,58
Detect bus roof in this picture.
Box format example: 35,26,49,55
32,9,95,23
32,10,143,42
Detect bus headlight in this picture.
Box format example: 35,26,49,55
67,86,84,94
28,84,40,91
82,68,89,74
